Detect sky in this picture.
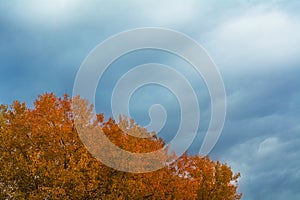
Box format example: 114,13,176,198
1,0,300,199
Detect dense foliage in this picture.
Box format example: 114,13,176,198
0,93,241,199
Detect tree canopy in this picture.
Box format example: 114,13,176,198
0,93,241,199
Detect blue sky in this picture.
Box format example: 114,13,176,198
1,0,300,199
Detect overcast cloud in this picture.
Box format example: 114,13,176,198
1,1,299,199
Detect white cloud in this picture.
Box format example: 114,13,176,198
257,137,280,158
136,0,201,25
5,0,205,30
9,0,81,28
208,8,300,71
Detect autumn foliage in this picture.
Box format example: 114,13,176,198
0,93,241,199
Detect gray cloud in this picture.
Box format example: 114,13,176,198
1,1,300,199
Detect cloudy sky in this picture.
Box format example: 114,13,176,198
1,0,300,199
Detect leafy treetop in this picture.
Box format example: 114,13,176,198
0,93,241,199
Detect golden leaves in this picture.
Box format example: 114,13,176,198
0,93,241,199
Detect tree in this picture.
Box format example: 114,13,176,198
0,93,241,199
